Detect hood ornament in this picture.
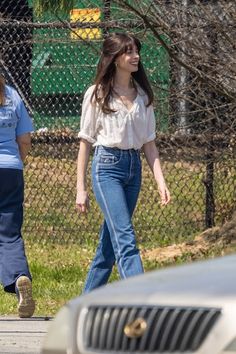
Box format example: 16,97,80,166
124,317,147,338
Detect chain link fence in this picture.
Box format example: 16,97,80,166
0,0,235,246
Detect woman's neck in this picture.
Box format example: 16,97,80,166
113,73,133,90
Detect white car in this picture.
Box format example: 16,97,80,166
41,254,236,354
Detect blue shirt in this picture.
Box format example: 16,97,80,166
0,85,34,170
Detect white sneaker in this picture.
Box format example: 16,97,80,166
16,276,35,318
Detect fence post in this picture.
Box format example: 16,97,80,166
205,139,215,228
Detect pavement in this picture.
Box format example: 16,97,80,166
0,316,53,354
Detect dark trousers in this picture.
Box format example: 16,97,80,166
0,168,31,293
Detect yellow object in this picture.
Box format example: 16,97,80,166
70,8,101,40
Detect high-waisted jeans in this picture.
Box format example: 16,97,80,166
0,168,31,293
83,146,144,293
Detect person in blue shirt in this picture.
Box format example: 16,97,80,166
0,74,35,318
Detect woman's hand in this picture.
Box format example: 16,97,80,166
158,183,171,206
76,190,89,213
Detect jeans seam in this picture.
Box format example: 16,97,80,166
95,162,126,279
83,256,97,292
129,150,133,181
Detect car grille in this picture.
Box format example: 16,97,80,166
81,305,221,352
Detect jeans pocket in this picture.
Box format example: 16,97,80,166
98,153,121,165
96,148,122,166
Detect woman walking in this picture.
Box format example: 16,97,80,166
0,75,35,317
76,32,170,293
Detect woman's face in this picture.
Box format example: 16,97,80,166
115,44,140,73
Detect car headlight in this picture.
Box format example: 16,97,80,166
41,305,70,354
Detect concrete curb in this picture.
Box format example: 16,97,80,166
0,316,52,354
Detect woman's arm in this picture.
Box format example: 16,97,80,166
143,140,170,205
16,133,31,162
76,138,92,213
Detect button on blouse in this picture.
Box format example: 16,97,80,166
78,85,156,150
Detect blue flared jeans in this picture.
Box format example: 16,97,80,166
0,168,31,293
83,146,144,293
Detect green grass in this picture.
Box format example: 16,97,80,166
0,241,122,316
0,243,92,316
1,238,234,317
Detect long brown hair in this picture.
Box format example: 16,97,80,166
92,32,154,114
0,75,5,106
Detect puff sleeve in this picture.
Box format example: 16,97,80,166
78,85,98,143
145,104,156,143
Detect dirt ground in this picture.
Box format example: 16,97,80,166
142,212,236,264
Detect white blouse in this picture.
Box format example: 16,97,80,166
78,85,156,150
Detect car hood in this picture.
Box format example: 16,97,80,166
70,254,236,309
